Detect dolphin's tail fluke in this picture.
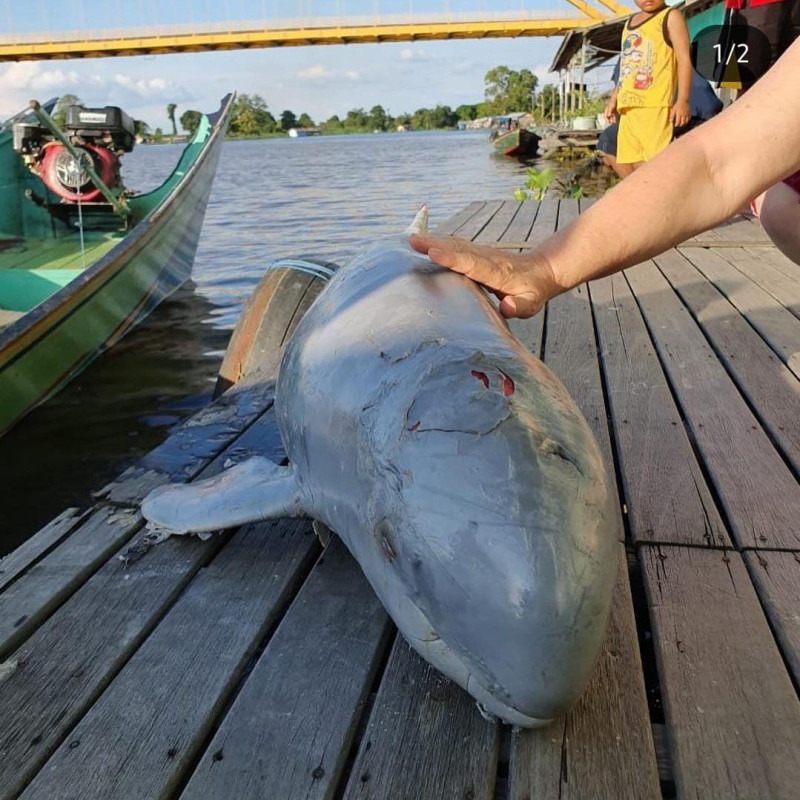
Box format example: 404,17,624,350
405,204,428,235
141,456,304,537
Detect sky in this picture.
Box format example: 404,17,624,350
0,1,616,128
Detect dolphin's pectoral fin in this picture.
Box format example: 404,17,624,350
141,456,304,537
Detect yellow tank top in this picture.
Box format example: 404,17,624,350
617,8,676,110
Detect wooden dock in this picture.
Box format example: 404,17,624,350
2,199,800,799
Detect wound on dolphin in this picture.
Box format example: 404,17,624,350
141,205,618,728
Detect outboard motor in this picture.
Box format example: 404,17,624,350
13,105,135,202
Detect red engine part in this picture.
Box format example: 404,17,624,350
39,142,119,203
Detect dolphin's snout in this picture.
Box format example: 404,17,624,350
390,363,617,724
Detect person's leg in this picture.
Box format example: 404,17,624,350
615,111,644,180
601,151,635,178
759,180,800,265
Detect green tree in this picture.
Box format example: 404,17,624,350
455,103,479,121
53,94,81,127
280,109,298,131
297,112,315,128
368,104,388,131
180,109,202,134
344,108,370,131
484,66,538,115
230,94,277,137
133,119,150,138
411,105,457,130
152,127,164,142
166,103,178,136
321,114,345,133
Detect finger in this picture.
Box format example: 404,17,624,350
409,233,432,254
410,234,484,258
499,291,544,320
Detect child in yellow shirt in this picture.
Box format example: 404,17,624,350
605,0,693,177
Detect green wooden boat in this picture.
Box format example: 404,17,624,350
0,94,233,435
491,127,540,158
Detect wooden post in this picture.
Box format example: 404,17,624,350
579,40,586,111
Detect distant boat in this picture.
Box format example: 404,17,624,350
0,94,233,435
288,127,322,138
491,127,540,158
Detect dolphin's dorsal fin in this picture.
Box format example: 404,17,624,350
141,456,303,536
405,204,428,235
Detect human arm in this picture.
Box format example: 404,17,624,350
409,40,800,318
604,86,619,123
668,9,692,127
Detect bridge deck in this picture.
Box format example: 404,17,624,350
2,198,800,799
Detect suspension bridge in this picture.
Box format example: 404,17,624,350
0,1,631,62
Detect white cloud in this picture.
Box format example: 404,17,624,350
112,73,189,99
0,62,191,117
298,65,332,80
344,70,360,81
399,48,427,61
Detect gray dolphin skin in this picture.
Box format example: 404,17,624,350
142,207,618,727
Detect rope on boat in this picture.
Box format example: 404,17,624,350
267,258,336,282
76,173,86,269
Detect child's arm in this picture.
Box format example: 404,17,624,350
604,87,619,123
668,9,692,127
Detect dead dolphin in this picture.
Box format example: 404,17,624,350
142,206,618,727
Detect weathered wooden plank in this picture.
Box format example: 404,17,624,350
743,550,800,689
0,403,287,796
501,199,538,246
433,201,486,236
591,272,730,547
542,203,623,540
341,637,499,800
474,199,521,243
639,545,800,799
707,214,770,243
96,381,276,505
0,508,82,592
0,506,141,659
682,246,800,377
625,261,800,549
510,544,661,800
656,248,800,475
195,404,285,481
22,519,318,800
182,539,391,800
455,199,505,241
717,247,800,319
749,244,800,284
0,529,225,798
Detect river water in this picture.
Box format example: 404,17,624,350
0,130,611,553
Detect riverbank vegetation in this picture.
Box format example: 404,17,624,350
147,65,543,140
